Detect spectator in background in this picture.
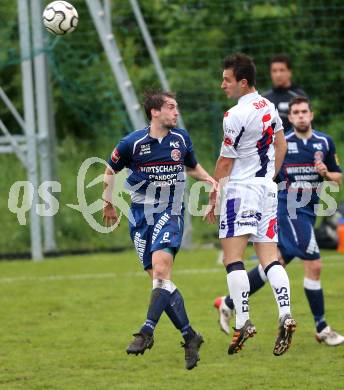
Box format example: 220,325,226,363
263,54,307,132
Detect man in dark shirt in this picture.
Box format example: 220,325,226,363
263,54,307,132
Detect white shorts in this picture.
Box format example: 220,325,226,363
218,181,278,242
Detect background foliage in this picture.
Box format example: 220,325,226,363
0,0,343,254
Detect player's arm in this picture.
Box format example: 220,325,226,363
320,170,342,184
186,163,216,188
273,129,287,179
204,156,234,224
205,113,240,223
316,137,342,185
213,156,234,185
103,166,118,227
102,141,130,227
315,162,342,184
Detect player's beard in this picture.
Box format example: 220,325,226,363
294,124,311,133
162,118,177,130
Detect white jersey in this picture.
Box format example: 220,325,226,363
220,91,283,182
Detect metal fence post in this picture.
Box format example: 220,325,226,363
18,0,43,261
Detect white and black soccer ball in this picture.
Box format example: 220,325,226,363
43,1,78,35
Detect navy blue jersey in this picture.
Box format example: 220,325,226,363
262,85,307,132
278,130,341,216
107,127,197,207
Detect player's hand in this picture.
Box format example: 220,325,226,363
315,161,328,178
204,204,217,224
203,178,220,224
102,201,119,227
204,176,218,193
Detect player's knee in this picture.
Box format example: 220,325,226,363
306,260,322,279
152,263,169,279
312,261,322,278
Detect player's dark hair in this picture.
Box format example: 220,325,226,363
288,96,312,113
269,54,292,69
223,53,256,87
143,90,176,120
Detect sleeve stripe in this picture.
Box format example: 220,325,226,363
313,132,329,151
132,134,149,155
285,132,295,139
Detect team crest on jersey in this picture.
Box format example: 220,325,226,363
313,143,323,151
111,148,120,163
139,144,151,155
171,149,181,161
223,136,233,146
314,151,324,162
287,142,298,154
170,140,180,148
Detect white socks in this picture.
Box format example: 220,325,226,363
227,267,250,329
304,277,321,290
152,279,177,293
265,261,291,318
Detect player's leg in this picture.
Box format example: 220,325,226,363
165,285,203,371
303,258,344,346
254,242,292,317
140,249,174,334
252,184,296,356
214,248,290,334
221,235,256,354
218,184,262,352
127,249,173,355
254,241,296,356
215,183,277,335
150,211,203,369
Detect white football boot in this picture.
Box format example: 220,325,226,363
214,296,234,335
315,326,344,346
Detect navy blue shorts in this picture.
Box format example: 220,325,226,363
277,212,320,263
129,204,184,270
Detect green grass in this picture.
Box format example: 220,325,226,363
0,248,344,389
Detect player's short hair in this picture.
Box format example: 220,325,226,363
288,96,312,113
223,53,256,87
143,90,176,120
269,54,292,69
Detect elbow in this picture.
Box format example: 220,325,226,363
218,156,233,175
218,156,232,168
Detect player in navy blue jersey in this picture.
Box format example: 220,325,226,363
103,91,216,369
214,96,344,346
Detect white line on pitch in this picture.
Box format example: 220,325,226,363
0,268,223,284
0,259,343,285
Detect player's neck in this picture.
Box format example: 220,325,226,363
149,124,169,139
274,81,292,89
238,86,256,98
294,127,312,139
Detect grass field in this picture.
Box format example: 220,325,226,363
0,248,344,389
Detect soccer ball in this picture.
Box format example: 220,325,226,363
43,1,78,35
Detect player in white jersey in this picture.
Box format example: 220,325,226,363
205,53,296,356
